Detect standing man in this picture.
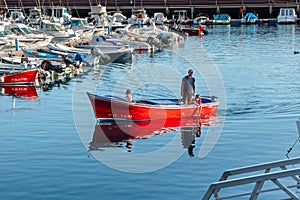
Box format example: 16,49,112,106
181,69,195,104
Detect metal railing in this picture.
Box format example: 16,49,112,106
202,156,300,199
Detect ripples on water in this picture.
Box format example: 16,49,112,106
1,25,300,199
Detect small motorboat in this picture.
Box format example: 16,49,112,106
212,14,231,25
181,25,208,36
22,49,61,60
0,69,38,85
193,13,209,25
277,8,297,24
241,12,258,24
87,92,219,121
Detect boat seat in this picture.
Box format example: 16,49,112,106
105,95,127,102
136,99,181,105
201,98,212,103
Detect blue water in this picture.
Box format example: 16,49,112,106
1,25,300,199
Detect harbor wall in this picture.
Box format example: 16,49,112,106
3,0,300,19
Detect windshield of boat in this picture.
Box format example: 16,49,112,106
173,10,187,20
214,14,230,20
44,23,64,31
29,10,41,18
20,27,33,34
71,19,88,27
0,30,14,37
154,13,164,18
8,27,25,35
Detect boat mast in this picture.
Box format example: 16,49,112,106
2,0,8,9
18,0,26,16
35,0,41,9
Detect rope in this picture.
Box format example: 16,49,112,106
286,135,300,159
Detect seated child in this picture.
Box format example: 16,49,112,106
194,94,201,106
126,89,133,102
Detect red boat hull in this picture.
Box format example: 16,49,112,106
181,28,203,36
0,69,38,85
87,93,219,121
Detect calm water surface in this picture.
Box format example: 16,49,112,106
1,25,300,199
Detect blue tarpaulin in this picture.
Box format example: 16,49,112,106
243,13,258,20
75,53,86,62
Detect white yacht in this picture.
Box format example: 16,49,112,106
153,12,167,25
49,6,72,25
39,20,77,42
89,4,125,31
8,8,25,23
128,8,150,25
277,8,297,24
28,7,43,26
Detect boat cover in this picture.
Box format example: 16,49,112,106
243,13,258,20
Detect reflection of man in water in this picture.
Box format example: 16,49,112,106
181,126,200,157
126,140,133,152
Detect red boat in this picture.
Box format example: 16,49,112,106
87,93,219,121
89,116,217,151
0,69,38,85
0,85,38,98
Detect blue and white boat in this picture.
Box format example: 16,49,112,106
241,13,258,24
212,14,231,25
22,49,61,59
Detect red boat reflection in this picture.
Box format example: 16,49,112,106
0,85,38,98
89,116,217,156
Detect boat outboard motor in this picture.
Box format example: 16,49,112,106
40,60,64,73
146,36,161,48
91,47,110,59
71,53,86,68
156,33,169,45
91,47,110,65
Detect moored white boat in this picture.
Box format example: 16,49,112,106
47,42,134,65
128,8,150,25
277,8,297,24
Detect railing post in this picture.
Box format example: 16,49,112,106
296,118,300,136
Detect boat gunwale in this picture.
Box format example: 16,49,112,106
87,92,219,109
